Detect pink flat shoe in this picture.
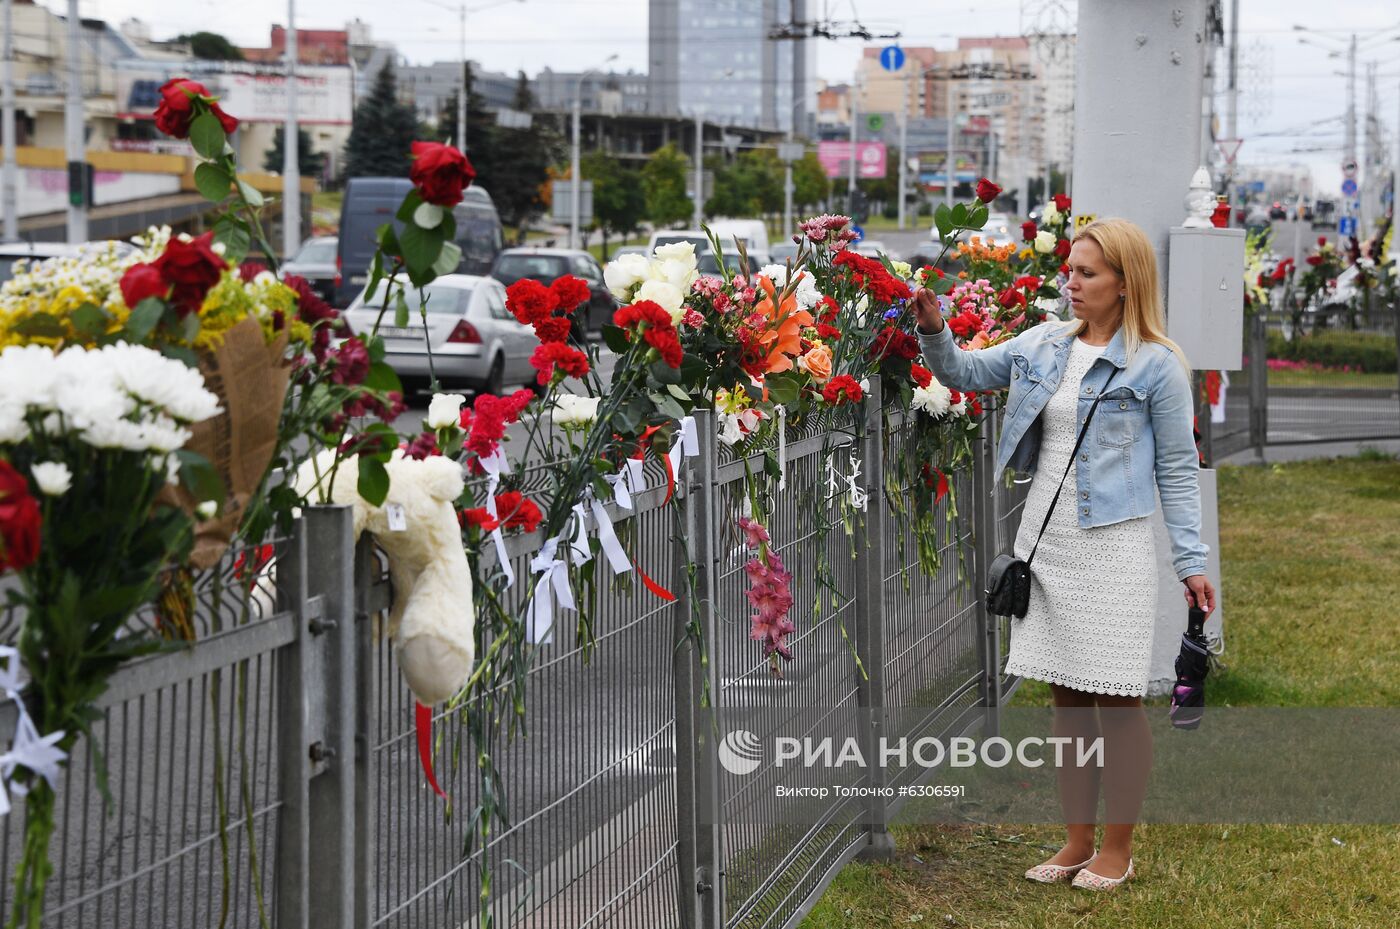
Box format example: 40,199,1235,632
1024,851,1096,883
1071,857,1135,891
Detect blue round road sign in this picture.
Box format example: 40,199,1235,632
880,46,905,72
1341,178,1358,197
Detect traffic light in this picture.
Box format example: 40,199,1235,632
848,188,869,224
67,161,93,208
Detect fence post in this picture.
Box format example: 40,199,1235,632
853,384,895,860
1250,312,1268,459
673,415,723,929
274,519,311,929
352,537,378,928
301,505,359,929
971,415,1002,739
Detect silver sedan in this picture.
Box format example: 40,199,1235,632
341,275,539,395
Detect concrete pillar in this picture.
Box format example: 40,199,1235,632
1070,0,1210,270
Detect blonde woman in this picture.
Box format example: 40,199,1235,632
912,218,1216,891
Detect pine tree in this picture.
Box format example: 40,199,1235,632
263,126,326,178
342,64,417,179
462,70,559,239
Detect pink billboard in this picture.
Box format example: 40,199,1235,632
816,141,888,180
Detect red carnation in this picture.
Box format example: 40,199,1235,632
505,278,559,325
409,141,476,208
910,364,934,389
870,325,919,361
816,323,842,341
460,507,500,533
1014,274,1042,290
0,460,42,573
549,275,592,313
153,232,228,318
464,389,534,458
1053,238,1071,259
644,324,684,368
975,178,1002,203
331,338,371,386
1305,255,1323,266
404,431,441,460
1021,221,1038,242
822,374,864,406
530,341,590,385
1052,193,1072,212
154,78,239,139
946,308,985,338
494,491,543,533
120,263,169,307
533,317,573,344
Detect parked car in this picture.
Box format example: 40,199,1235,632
854,239,898,261
1268,201,1288,220
0,240,136,285
767,242,801,264
489,247,616,338
697,252,762,278
334,178,504,307
646,229,713,255
607,245,649,260
340,275,535,395
705,218,771,254
281,235,338,304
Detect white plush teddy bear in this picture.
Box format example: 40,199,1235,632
296,449,474,705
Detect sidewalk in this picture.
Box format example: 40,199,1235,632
1218,438,1400,466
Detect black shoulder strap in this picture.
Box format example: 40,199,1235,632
1026,363,1118,566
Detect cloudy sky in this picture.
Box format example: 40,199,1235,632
46,0,1400,191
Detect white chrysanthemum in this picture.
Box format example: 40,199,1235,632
552,393,600,426
949,398,968,417
31,461,72,496
912,379,952,417
0,403,28,444
604,253,652,301
426,393,466,429
0,344,60,410
635,279,686,323
759,264,821,310
96,343,221,424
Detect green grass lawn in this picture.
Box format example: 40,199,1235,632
801,455,1400,928
1264,367,1397,390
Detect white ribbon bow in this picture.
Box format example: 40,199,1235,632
569,502,593,566
605,458,646,511
667,416,700,482
589,495,633,575
478,448,515,589
775,404,788,491
527,537,576,646
0,646,66,817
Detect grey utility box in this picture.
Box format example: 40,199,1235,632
1166,226,1245,372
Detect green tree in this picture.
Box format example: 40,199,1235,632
343,64,417,179
705,149,783,220
175,31,244,61
582,150,645,257
460,70,559,239
263,126,326,178
792,152,831,213
642,144,693,228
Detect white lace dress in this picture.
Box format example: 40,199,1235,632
1005,338,1159,696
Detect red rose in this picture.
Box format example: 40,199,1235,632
409,141,476,208
997,287,1027,310
1021,221,1038,242
505,279,558,325
975,178,1002,203
1058,263,1070,275
1317,236,1327,247
120,263,169,307
154,78,238,139
1053,238,1071,259
1052,193,1072,212
549,275,592,313
153,232,227,318
0,460,42,573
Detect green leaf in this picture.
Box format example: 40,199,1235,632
124,298,165,342
679,353,707,383
194,162,232,202
357,455,390,507
70,303,110,337
950,202,968,227
601,324,630,354
161,344,199,368
650,359,683,385
969,204,988,230
413,201,445,229
211,221,251,265
399,221,446,276
364,360,402,394
395,189,425,224
179,309,201,344
934,203,953,239
235,177,265,208
377,224,400,255
12,312,65,338
366,333,386,363
651,392,686,420
189,112,226,161
665,382,692,402
175,449,226,504
394,291,410,328
431,241,462,277
765,372,801,407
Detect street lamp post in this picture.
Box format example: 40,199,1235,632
2,0,17,240
283,0,300,259
571,55,617,250
420,0,524,153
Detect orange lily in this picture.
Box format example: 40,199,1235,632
751,275,814,374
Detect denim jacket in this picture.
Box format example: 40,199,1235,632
919,320,1209,582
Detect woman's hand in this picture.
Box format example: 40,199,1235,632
911,287,946,335
1182,574,1215,616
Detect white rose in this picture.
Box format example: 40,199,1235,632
635,279,686,323
911,380,952,417
552,393,600,426
604,253,652,301
427,392,466,429
196,500,219,520
31,461,72,496
1033,230,1056,254
652,241,697,265
1041,204,1063,226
